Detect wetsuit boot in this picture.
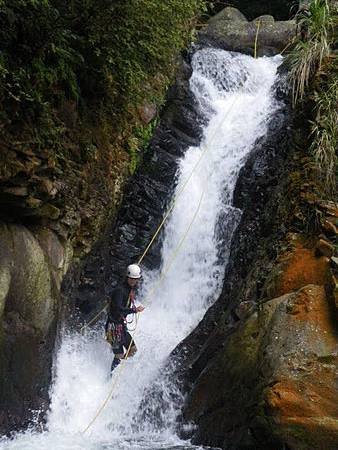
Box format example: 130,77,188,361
111,357,121,374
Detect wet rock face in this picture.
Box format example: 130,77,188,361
168,71,338,446
200,7,297,56
225,1,295,21
136,73,295,436
62,54,204,318
184,285,338,450
0,223,70,433
178,209,338,449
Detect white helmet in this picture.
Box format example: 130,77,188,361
127,264,142,279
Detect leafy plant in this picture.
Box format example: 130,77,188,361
0,0,206,158
127,118,159,174
286,0,337,194
287,0,335,104
310,59,338,193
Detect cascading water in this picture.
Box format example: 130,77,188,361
0,49,282,450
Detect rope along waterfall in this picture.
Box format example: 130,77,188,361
0,47,283,450
80,21,265,433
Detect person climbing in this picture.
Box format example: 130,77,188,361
105,263,145,373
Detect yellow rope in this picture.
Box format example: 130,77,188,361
82,183,206,434
137,144,207,265
80,306,107,334
80,23,265,431
80,90,243,431
80,92,240,335
254,19,261,59
81,329,136,434
81,70,261,434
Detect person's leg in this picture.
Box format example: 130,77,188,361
124,331,137,358
111,342,124,373
111,355,122,372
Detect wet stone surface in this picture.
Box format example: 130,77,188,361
62,53,205,320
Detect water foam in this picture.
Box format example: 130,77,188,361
0,49,282,450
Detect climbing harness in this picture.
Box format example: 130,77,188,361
81,22,265,433
82,176,206,434
79,85,245,335
81,83,252,434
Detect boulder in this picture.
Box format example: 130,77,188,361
264,237,330,299
200,7,297,56
225,1,295,21
0,223,68,433
207,7,248,25
184,285,338,449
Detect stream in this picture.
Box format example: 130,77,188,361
0,48,282,450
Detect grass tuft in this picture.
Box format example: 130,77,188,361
288,0,334,104
287,0,337,194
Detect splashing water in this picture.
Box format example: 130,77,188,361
0,49,282,450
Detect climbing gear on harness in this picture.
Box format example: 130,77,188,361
106,330,113,344
82,155,207,435
106,323,124,348
127,264,142,279
82,24,264,433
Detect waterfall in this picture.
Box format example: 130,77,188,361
0,49,282,450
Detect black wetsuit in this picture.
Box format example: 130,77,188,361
105,282,137,371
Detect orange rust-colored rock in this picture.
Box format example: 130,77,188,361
274,242,330,297
184,285,338,449
267,375,338,424
287,287,337,342
262,285,338,449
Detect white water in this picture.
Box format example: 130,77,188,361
0,49,282,450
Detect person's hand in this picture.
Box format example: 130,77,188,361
136,305,145,312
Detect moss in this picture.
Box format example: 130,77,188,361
0,0,206,150
317,354,336,364
285,0,338,196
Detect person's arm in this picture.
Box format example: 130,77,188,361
114,289,136,316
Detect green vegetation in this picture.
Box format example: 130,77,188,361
288,0,335,104
0,0,205,150
128,119,158,174
310,58,338,190
287,0,337,194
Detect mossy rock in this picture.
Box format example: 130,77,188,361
184,286,338,449
203,9,296,56
0,222,66,433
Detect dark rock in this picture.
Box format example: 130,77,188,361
137,75,297,448
200,7,297,56
0,223,67,434
215,1,296,21
208,7,248,24
3,187,28,197
62,53,205,317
